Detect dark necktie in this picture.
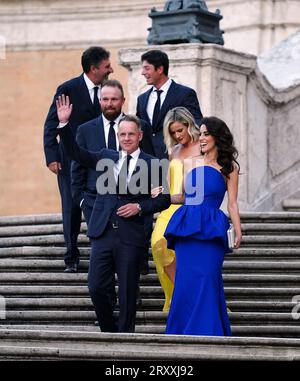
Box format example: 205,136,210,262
152,89,163,130
117,155,132,194
93,86,101,115
108,121,117,150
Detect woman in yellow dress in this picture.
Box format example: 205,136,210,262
151,107,201,312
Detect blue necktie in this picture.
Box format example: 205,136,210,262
108,121,117,150
152,89,163,130
93,86,101,115
117,155,132,194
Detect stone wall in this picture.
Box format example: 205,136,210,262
0,48,128,215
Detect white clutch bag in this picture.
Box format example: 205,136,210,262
227,224,236,249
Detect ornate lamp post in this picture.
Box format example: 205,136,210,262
147,0,224,45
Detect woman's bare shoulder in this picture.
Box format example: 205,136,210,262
170,144,181,159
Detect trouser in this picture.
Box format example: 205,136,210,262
142,214,153,269
88,224,142,333
57,172,82,266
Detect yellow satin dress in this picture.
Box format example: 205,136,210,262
151,159,183,312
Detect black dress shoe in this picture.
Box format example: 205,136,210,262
64,264,78,273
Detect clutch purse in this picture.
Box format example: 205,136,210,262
227,224,236,249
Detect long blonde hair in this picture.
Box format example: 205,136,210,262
163,107,200,153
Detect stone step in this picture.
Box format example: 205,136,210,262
0,235,90,247
0,224,87,238
0,214,63,226
135,324,300,338
2,222,300,238
2,323,300,338
3,298,296,313
0,272,299,285
283,199,300,212
2,234,300,248
0,284,298,298
241,223,300,234
225,248,300,259
1,212,300,226
223,261,300,273
3,323,296,339
1,259,300,274
2,246,300,261
0,246,91,258
0,329,299,360
4,297,163,311
1,310,299,327
238,236,300,246
1,212,300,350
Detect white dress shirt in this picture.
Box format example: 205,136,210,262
146,78,172,124
83,73,100,103
114,148,141,184
102,114,122,151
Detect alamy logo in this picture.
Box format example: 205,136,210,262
291,295,300,320
95,157,205,206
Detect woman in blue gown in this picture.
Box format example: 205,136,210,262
164,116,242,336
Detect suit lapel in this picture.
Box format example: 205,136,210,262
156,80,177,127
79,74,93,106
97,117,106,148
78,74,101,118
127,151,150,191
141,89,152,124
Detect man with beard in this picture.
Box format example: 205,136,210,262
72,79,154,225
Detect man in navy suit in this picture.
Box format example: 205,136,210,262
56,96,170,332
136,49,203,159
71,79,154,277
43,46,113,273
71,79,154,225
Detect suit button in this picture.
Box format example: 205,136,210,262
152,133,156,136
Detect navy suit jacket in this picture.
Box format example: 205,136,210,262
71,115,155,207
43,74,100,175
59,126,170,246
136,80,203,159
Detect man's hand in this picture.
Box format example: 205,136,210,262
56,94,73,123
48,161,62,175
116,203,139,218
151,186,164,198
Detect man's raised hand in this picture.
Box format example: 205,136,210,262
56,94,73,123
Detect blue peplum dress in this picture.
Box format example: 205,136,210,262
164,165,232,336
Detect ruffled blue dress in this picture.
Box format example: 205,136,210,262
164,165,231,336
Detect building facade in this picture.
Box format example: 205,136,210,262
0,0,300,215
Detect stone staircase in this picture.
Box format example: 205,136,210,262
0,212,300,360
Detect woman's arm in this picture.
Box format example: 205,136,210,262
227,166,242,248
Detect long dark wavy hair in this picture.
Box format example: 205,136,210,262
201,116,240,178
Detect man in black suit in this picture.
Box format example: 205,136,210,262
136,49,203,159
56,95,170,332
43,46,113,273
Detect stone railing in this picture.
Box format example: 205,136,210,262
119,39,300,211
